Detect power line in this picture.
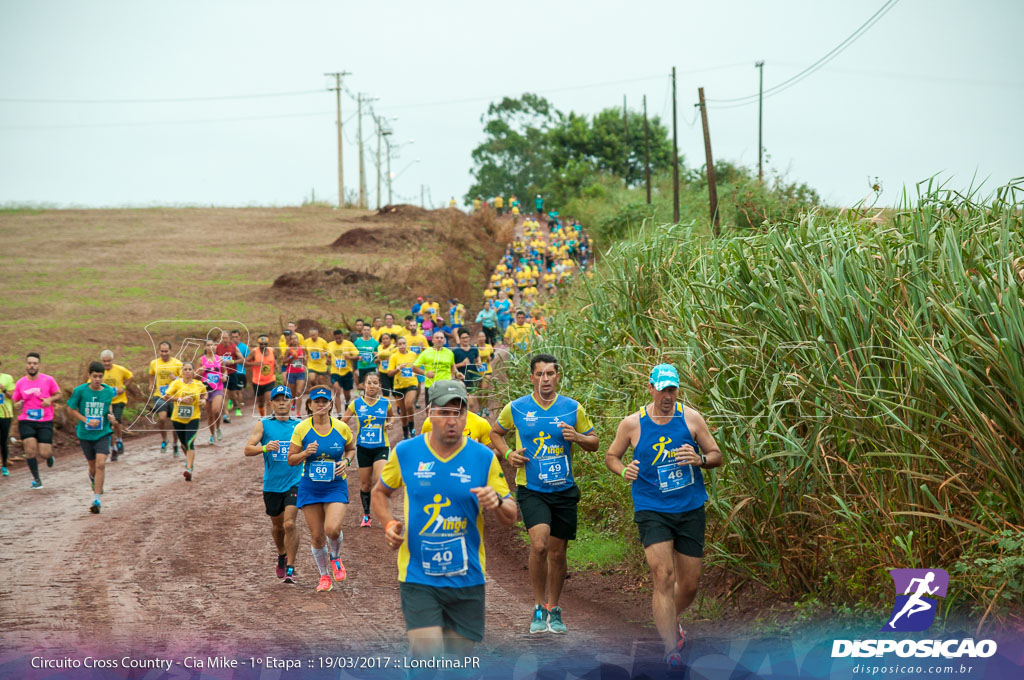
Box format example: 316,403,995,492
0,110,333,131
707,0,901,108
0,89,325,104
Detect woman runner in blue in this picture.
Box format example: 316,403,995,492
342,372,394,528
288,386,355,592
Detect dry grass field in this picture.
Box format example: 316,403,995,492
0,204,508,391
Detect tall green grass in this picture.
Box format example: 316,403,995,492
522,178,1024,617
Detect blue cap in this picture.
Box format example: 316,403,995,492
269,385,292,400
308,386,333,402
649,364,680,391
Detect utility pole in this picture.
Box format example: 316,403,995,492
756,60,765,182
356,94,378,209
385,137,393,205
623,94,628,187
697,87,720,237
325,71,350,208
643,94,651,205
672,67,679,223
374,115,382,210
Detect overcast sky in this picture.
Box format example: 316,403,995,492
1,0,1021,209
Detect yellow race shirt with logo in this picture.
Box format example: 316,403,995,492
148,357,183,397
476,343,494,375
163,378,207,424
303,337,330,373
483,288,497,301
376,346,395,374
405,333,429,356
380,324,407,339
389,350,418,389
420,410,493,446
327,340,358,376
505,323,536,348
103,364,133,405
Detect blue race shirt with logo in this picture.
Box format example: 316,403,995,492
380,435,510,588
351,396,389,449
497,394,594,493
631,403,706,513
260,416,302,492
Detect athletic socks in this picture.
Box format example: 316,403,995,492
360,490,371,514
93,493,101,503
312,545,330,576
26,457,40,482
327,532,343,560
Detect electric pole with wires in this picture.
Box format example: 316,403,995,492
325,71,350,207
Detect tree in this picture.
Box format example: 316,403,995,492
465,94,563,204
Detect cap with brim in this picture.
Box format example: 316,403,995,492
649,363,680,391
427,380,467,408
269,385,293,400
308,386,332,401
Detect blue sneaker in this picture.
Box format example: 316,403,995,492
547,606,567,634
90,500,101,514
31,480,43,489
161,441,167,452
46,455,55,468
1,466,8,476
529,605,548,634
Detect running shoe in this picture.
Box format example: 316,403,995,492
1,466,8,476
316,574,333,592
547,606,567,634
676,624,687,651
46,455,55,468
283,567,296,584
161,441,167,452
90,500,101,514
276,555,287,579
331,558,347,582
665,652,684,672
529,605,549,634
234,408,242,417
360,515,372,528
183,468,192,482
222,415,230,424
110,449,119,462
216,428,223,441
31,480,43,489
117,440,124,454
173,446,180,458
209,436,215,445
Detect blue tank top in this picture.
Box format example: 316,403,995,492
501,394,592,493
260,416,302,492
352,396,389,448
631,403,707,513
291,417,353,482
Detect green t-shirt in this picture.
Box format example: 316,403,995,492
67,383,115,441
354,337,380,370
0,373,15,419
412,347,456,388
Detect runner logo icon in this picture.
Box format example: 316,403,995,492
883,568,949,632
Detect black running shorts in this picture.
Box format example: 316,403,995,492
399,582,485,642
634,506,706,558
516,484,580,541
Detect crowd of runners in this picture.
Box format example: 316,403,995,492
0,209,721,672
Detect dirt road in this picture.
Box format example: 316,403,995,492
0,407,661,669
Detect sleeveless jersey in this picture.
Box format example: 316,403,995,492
260,416,302,492
351,396,389,449
631,403,706,513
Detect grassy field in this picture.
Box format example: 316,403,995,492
0,205,506,388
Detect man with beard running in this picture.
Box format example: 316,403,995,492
12,353,61,489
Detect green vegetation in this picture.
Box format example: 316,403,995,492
512,176,1023,622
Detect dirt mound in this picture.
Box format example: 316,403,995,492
272,266,379,291
331,227,384,248
370,203,432,220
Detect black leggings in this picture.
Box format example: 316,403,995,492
0,418,9,467
482,326,497,346
173,420,199,450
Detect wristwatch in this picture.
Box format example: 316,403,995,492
700,453,707,467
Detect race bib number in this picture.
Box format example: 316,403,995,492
310,351,321,360
358,425,383,447
537,455,570,485
222,354,232,363
411,346,422,354
400,366,413,378
381,359,389,370
308,460,335,482
480,362,489,373
334,358,346,369
271,441,290,462
159,385,168,396
207,372,220,385
656,462,694,493
84,402,104,430
421,537,469,577
26,408,44,421
177,404,194,419
0,393,4,405
359,352,372,362
85,418,102,431
290,360,303,368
